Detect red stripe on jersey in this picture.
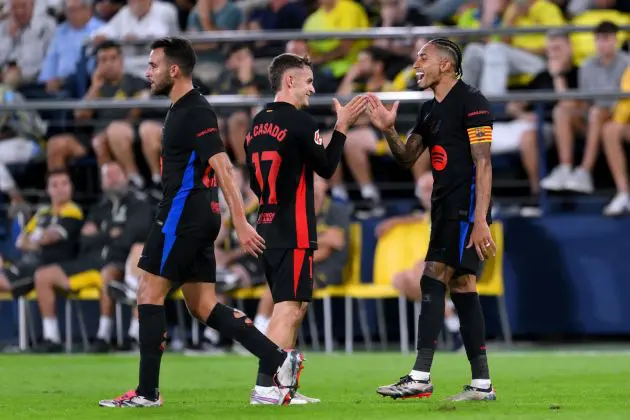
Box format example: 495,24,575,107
295,166,309,248
293,249,306,298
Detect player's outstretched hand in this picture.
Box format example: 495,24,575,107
333,95,367,131
466,221,496,261
366,93,399,132
235,221,266,257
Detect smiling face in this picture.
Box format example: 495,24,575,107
413,42,442,90
284,65,315,108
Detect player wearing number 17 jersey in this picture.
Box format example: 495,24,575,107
99,38,304,408
245,53,366,404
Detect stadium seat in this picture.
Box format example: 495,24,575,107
65,271,102,353
343,221,408,353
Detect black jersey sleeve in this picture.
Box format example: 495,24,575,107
463,91,494,129
187,107,226,163
463,91,494,145
295,113,346,179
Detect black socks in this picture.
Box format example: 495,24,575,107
137,304,167,400
205,303,286,386
412,276,446,373
450,292,490,380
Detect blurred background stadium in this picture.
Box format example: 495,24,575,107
0,0,630,360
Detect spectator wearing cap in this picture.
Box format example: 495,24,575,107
541,21,630,195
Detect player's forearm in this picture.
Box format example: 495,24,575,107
316,130,346,179
473,157,492,223
384,128,423,169
217,165,247,224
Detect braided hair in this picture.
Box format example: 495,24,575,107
428,38,463,79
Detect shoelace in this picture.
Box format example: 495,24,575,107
394,375,415,387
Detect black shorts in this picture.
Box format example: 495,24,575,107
58,255,112,277
5,260,39,297
261,248,314,303
138,223,216,286
425,215,482,276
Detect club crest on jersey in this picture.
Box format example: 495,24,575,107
314,130,323,145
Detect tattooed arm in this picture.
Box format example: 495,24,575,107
383,128,426,169
471,141,492,223
366,93,426,169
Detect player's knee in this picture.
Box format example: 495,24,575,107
448,274,477,293
423,262,452,283
274,302,304,326
136,275,167,306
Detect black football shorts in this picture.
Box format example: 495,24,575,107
425,209,483,276
138,223,216,285
260,248,314,303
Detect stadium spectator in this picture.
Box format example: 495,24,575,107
567,0,629,66
33,162,152,353
46,41,157,194
186,0,243,84
303,0,370,89
461,0,565,95
567,0,630,16
92,0,179,78
492,31,579,211
374,172,462,351
0,0,56,83
0,170,82,297
246,0,308,58
312,174,351,288
38,0,104,95
541,21,630,194
0,64,47,208
373,0,429,57
93,0,125,22
407,0,467,23
285,39,337,94
601,66,630,215
213,43,268,164
327,46,392,217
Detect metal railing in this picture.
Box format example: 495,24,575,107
100,24,630,44
3,90,630,111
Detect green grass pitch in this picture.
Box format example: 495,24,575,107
1,351,629,419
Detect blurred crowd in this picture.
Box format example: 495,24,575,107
1,0,630,351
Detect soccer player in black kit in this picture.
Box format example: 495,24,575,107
99,37,305,408
369,38,497,401
245,54,366,404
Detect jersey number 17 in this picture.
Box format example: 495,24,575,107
251,151,282,205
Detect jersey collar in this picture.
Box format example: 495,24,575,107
265,101,297,110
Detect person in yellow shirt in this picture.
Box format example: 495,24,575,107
302,0,370,86
601,66,630,216
461,0,565,95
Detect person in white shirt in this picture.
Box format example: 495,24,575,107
91,0,179,77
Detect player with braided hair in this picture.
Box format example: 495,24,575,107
367,38,497,402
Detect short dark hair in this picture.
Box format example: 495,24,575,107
95,40,122,56
595,21,619,35
226,42,251,58
429,38,463,79
268,53,312,92
46,169,71,183
363,46,389,67
150,37,196,77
